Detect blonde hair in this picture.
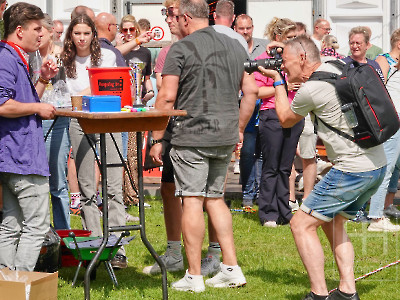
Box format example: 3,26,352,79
264,17,296,41
120,15,140,37
390,28,400,49
42,13,53,31
349,26,370,44
322,35,339,49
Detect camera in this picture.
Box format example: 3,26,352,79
244,47,283,74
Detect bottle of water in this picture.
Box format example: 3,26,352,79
341,103,358,128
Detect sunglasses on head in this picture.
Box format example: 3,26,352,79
122,27,136,34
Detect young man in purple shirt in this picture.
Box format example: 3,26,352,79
0,2,57,271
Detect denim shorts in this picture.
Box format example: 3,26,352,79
170,145,235,198
301,166,386,221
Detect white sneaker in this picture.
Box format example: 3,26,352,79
143,254,184,274
125,212,139,222
263,221,277,228
289,200,299,212
233,161,240,174
368,217,400,232
201,255,221,276
205,263,246,288
171,270,205,293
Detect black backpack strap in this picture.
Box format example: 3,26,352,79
308,71,338,85
314,115,355,143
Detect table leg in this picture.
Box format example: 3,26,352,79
84,133,109,300
136,131,168,299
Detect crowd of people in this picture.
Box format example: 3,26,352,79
0,1,399,299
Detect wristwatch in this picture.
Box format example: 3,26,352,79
151,138,163,146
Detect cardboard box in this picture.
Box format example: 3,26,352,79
0,268,57,300
82,95,121,112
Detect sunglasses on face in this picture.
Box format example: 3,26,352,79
122,27,136,34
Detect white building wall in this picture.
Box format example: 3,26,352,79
248,0,313,39
6,0,399,49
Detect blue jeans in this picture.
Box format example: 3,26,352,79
0,173,50,271
240,130,262,206
302,166,386,222
42,117,71,229
388,164,400,194
368,129,400,218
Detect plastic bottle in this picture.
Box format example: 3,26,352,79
341,103,358,128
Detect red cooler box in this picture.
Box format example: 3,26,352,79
87,67,132,107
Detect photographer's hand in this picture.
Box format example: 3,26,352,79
265,41,285,55
258,66,281,81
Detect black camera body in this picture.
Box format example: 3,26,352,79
244,47,283,74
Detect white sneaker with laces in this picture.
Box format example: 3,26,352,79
205,263,246,288
289,200,299,212
263,221,277,228
142,254,184,274
171,270,205,293
201,255,221,276
368,217,400,232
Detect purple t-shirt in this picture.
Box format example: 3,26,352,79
0,42,49,176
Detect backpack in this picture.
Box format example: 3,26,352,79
308,59,400,148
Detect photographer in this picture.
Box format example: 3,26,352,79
254,17,303,228
258,35,385,300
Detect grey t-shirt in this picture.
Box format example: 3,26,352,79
291,62,386,172
162,26,248,147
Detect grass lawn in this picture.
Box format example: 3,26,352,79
56,198,400,299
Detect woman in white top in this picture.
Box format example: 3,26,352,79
61,15,126,262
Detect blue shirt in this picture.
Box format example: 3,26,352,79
0,42,50,176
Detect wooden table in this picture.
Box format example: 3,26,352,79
55,109,186,300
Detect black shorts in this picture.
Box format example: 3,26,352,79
161,141,174,183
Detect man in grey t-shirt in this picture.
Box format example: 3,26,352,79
258,35,386,300
150,0,258,293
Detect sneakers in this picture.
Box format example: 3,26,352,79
125,212,139,222
303,291,328,299
201,255,221,276
171,270,205,293
263,221,277,228
329,289,360,300
110,254,128,269
142,254,184,274
289,200,300,212
205,263,246,288
367,217,400,232
383,204,400,219
70,205,81,216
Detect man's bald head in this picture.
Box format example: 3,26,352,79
95,12,117,41
71,5,95,21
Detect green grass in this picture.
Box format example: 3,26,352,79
56,199,400,299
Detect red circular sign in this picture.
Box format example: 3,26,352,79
151,26,165,41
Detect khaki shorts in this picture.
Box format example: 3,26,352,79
170,145,235,198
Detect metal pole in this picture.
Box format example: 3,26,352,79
84,133,109,300
136,131,168,299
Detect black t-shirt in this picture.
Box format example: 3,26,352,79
124,46,152,77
